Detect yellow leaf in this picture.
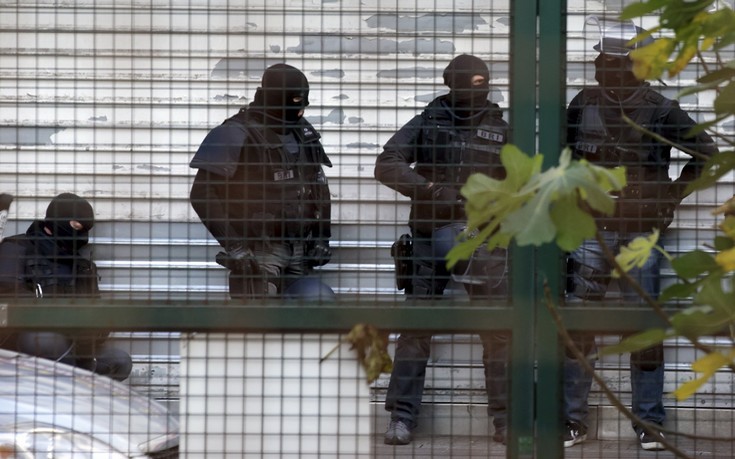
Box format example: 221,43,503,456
670,44,698,77
701,37,715,51
719,215,735,238
630,38,674,80
673,349,735,401
715,247,735,271
672,374,710,401
691,351,730,373
613,229,660,278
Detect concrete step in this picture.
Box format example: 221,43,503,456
370,403,735,442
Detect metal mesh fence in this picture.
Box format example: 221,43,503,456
0,0,734,458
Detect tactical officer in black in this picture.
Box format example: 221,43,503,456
0,193,133,381
564,19,718,451
190,64,334,299
375,54,511,445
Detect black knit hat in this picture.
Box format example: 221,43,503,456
443,54,490,90
45,193,95,230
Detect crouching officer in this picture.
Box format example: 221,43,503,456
190,63,334,300
0,193,133,381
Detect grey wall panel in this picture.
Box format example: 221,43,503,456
1,1,732,409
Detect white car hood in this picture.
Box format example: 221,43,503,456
0,348,178,457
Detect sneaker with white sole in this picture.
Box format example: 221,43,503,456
638,428,665,451
563,420,587,448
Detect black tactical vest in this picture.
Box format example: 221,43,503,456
411,103,509,233
418,104,508,181
227,110,331,241
573,87,678,231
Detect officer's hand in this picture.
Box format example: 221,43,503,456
431,185,460,204
227,245,251,261
306,240,332,267
0,193,12,212
216,245,257,272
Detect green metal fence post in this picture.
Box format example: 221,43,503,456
509,0,538,457
536,1,567,457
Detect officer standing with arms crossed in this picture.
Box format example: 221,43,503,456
190,63,334,300
375,54,511,446
564,19,718,450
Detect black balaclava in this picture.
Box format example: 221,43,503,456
43,192,94,253
251,63,310,125
443,54,490,119
594,54,644,98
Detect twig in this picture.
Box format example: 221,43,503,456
621,113,711,162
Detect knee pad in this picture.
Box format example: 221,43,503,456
630,344,663,371
565,333,596,359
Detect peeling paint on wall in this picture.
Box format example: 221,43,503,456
211,58,283,79
333,94,349,100
347,116,364,124
213,94,247,101
495,17,511,27
0,127,65,145
414,88,504,104
306,108,345,125
137,164,171,172
89,115,108,122
288,36,454,55
365,13,486,33
347,142,380,149
312,69,346,79
376,67,440,79
270,45,281,53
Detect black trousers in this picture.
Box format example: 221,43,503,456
385,226,510,431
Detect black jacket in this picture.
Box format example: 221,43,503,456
190,108,332,251
375,96,509,234
0,221,104,349
0,221,100,298
567,84,718,232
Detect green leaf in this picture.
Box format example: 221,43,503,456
714,236,735,251
500,144,543,191
714,80,735,115
697,66,735,84
598,328,669,356
550,194,597,252
612,230,660,278
694,276,735,316
504,181,557,246
685,116,726,137
684,152,735,195
671,305,731,338
678,79,722,98
671,250,719,278
660,282,699,302
620,0,670,19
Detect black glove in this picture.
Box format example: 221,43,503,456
660,182,685,230
418,183,463,220
216,245,260,274
0,193,12,212
418,183,461,203
306,240,332,267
